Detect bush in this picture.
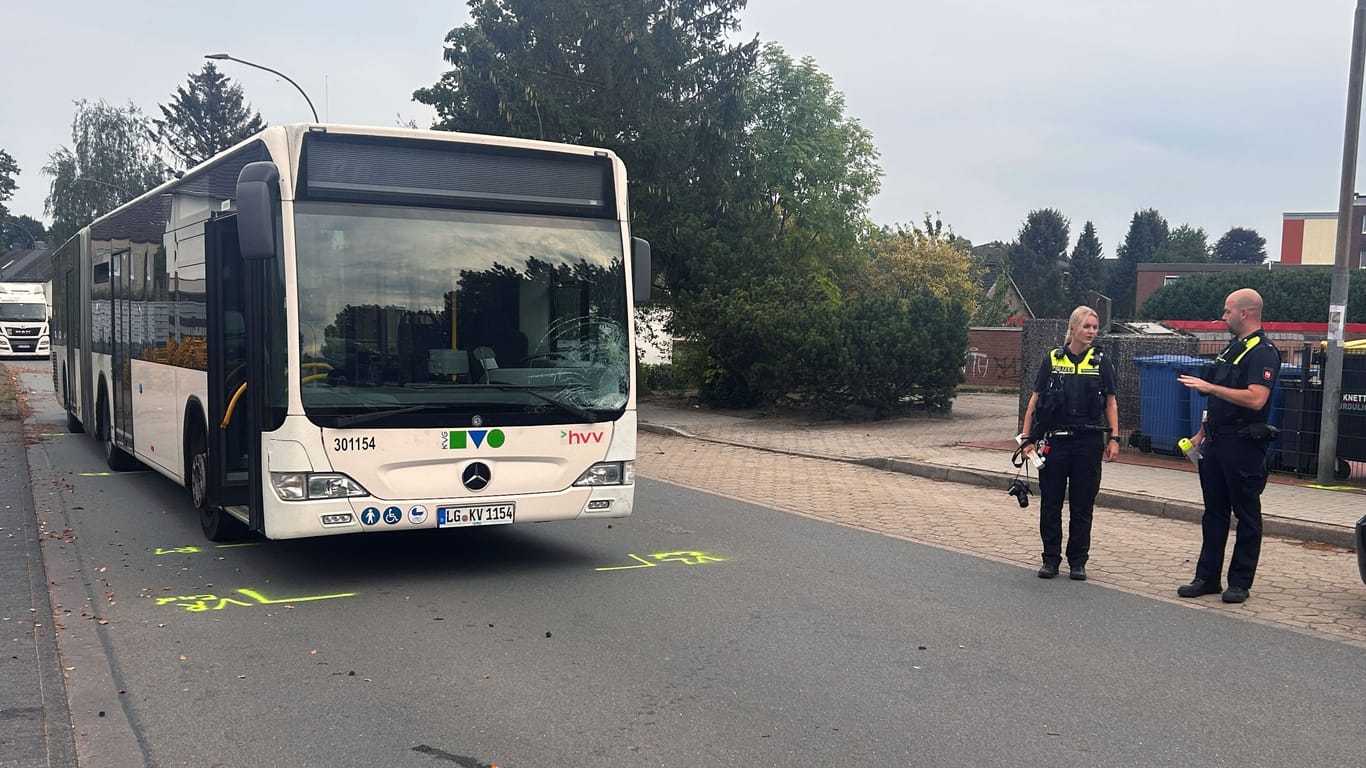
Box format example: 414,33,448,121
684,280,968,416
1140,269,1366,322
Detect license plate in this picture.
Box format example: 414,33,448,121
437,503,515,528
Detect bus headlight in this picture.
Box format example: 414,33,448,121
573,460,634,486
271,472,369,500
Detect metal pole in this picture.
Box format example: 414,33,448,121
2,219,39,248
1316,0,1366,484
205,53,319,123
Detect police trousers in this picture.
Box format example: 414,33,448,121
1037,432,1103,567
1195,434,1268,589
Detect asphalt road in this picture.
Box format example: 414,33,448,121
11,362,1366,768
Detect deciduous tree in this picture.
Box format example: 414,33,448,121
2,214,47,248
0,149,17,223
414,0,760,317
1212,227,1267,264
43,100,169,243
1154,224,1210,263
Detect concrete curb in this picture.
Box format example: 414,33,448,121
640,422,1357,550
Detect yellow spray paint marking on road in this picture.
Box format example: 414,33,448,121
153,542,260,555
596,550,725,571
155,587,356,612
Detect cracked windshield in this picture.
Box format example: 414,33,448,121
295,203,629,425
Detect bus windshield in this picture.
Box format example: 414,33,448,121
0,302,47,322
294,202,629,426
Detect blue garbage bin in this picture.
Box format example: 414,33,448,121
1135,355,1206,454
1176,357,1210,440
1268,364,1300,446
1179,360,1297,446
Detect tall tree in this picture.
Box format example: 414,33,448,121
1212,226,1267,264
1111,208,1169,317
2,214,47,248
153,62,265,171
746,43,881,274
0,149,17,224
1069,220,1104,308
1007,208,1070,318
1154,224,1210,263
42,100,169,243
414,0,760,317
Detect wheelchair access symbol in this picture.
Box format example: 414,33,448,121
382,506,402,525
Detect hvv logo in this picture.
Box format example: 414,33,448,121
562,429,605,445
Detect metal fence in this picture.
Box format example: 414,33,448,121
1017,322,1366,484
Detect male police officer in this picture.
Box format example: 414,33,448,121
1175,288,1281,604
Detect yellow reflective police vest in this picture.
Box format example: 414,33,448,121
1201,333,1263,388
1039,347,1106,427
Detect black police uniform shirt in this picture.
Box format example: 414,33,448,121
1031,346,1117,430
1205,329,1281,430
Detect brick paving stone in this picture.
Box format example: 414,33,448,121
638,432,1366,648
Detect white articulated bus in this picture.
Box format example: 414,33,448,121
52,124,650,541
0,282,50,358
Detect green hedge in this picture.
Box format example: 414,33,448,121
681,281,968,415
1139,269,1366,322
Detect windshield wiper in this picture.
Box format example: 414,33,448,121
334,403,435,428
489,385,601,423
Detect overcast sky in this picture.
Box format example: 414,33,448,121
3,1,1364,261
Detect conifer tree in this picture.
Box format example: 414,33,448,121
154,63,265,171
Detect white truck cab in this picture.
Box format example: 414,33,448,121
0,282,50,358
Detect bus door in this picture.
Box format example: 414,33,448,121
111,248,133,449
204,213,258,517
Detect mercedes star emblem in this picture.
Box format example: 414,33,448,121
462,462,491,491
471,414,483,427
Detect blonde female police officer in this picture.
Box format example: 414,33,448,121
1019,306,1120,581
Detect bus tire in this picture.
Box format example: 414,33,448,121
98,394,137,471
187,426,247,542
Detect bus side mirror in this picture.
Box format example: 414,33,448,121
631,237,651,303
236,161,281,261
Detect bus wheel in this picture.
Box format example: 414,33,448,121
188,432,247,542
99,398,137,471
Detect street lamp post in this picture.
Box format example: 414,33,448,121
2,219,38,249
205,53,319,122
70,176,132,198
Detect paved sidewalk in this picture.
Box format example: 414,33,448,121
639,393,1364,550
0,370,78,766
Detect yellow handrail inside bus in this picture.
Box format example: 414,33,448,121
222,382,247,428
300,361,333,386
